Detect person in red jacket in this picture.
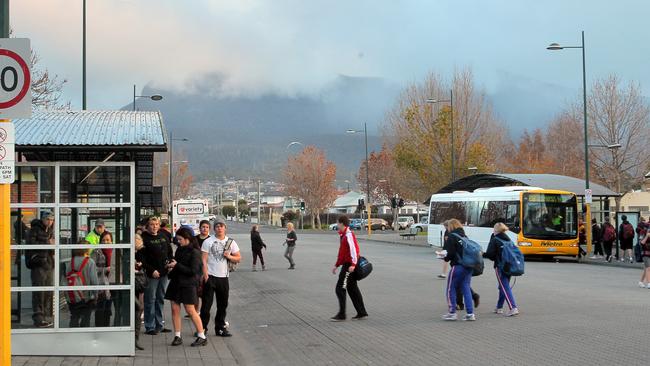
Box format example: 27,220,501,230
330,215,368,321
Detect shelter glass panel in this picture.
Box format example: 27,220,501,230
10,166,55,204
59,165,131,204
58,289,131,328
11,291,55,329
58,207,131,245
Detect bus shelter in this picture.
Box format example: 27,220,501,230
9,110,167,356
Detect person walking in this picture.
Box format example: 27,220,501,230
26,213,55,328
330,216,367,322
440,220,479,310
200,217,241,337
483,223,519,317
441,219,476,321
619,215,635,263
140,216,174,335
602,217,617,262
165,227,207,347
638,231,650,289
250,225,267,271
284,222,297,270
590,218,604,259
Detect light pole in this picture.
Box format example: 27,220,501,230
346,123,371,235
167,131,189,220
82,0,86,109
427,90,455,181
133,84,163,111
547,31,592,255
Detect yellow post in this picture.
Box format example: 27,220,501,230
366,203,372,236
0,118,12,366
585,203,592,257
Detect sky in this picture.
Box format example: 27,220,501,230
10,0,650,132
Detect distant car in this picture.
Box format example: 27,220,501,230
364,218,393,231
396,216,415,230
350,219,363,230
412,218,428,232
329,223,339,231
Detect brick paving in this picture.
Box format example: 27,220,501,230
13,224,650,365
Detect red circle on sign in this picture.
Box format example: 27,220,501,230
0,48,30,109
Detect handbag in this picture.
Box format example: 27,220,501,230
354,256,373,280
135,271,148,294
225,238,238,272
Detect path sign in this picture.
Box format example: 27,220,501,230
0,38,31,118
585,189,593,204
0,123,14,184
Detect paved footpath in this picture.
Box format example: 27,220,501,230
13,225,650,366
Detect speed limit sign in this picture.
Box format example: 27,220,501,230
0,38,31,118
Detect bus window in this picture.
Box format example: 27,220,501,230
465,201,479,226
522,193,577,239
448,202,467,223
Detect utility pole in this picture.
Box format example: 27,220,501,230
257,179,261,224
0,2,13,364
235,184,239,221
82,0,87,109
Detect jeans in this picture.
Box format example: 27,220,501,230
31,266,53,325
135,293,143,343
284,245,295,267
252,248,265,266
200,276,229,332
69,302,94,327
144,275,168,332
335,265,367,317
495,268,517,310
94,298,113,327
446,265,473,314
593,240,604,256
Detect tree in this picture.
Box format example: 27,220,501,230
283,146,337,230
31,51,70,109
544,111,584,178
505,129,554,173
384,68,503,194
222,205,236,218
238,199,250,218
153,151,194,211
356,145,401,204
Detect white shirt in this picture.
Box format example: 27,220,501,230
201,235,240,278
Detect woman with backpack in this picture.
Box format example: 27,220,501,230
164,227,207,347
638,231,650,289
67,245,100,327
602,217,617,262
441,219,476,321
619,215,635,263
483,223,519,317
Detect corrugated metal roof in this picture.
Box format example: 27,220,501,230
436,173,619,197
13,110,167,148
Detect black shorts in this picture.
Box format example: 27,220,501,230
164,281,198,305
620,239,633,250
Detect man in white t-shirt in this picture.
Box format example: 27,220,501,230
200,216,241,337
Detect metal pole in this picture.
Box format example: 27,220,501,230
364,122,371,236
257,180,261,224
82,0,87,110
450,89,455,182
169,131,173,219
581,31,592,256
133,84,136,111
0,2,12,364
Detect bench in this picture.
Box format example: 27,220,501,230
400,227,418,240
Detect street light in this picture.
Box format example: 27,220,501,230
467,166,478,174
133,84,163,111
426,90,455,181
168,131,189,220
588,143,622,150
286,141,304,151
547,30,592,255
347,123,371,235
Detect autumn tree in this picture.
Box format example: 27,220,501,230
356,145,402,204
153,150,194,211
544,111,584,178
505,129,554,173
384,68,503,194
283,146,337,229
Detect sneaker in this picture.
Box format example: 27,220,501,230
639,281,646,288
216,328,232,337
252,266,257,272
441,313,458,321
629,257,635,264
589,256,598,259
646,283,650,289
330,314,346,322
145,330,159,335
606,256,612,262
262,265,266,271
505,308,520,317
494,308,504,314
135,341,144,351
159,328,172,333
437,274,447,279
351,313,368,320
288,265,295,270
171,336,183,346
34,321,53,328
191,337,208,347
462,314,476,321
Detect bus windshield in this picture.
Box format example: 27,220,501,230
522,193,577,240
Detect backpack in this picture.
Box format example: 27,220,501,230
354,256,373,280
65,257,91,305
451,233,484,276
494,236,525,276
224,238,238,272
602,224,616,242
622,223,635,240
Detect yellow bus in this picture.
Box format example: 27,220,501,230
427,186,579,257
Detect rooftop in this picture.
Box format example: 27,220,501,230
13,110,167,151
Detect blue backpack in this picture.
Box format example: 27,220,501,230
494,236,525,276
451,233,484,276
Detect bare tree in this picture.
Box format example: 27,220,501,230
31,50,70,110
587,75,650,194
544,110,585,178
283,146,337,229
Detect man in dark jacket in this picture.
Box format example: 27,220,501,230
590,219,603,259
250,225,267,271
619,215,635,263
27,213,55,327
139,216,173,335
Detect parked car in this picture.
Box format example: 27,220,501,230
329,223,339,231
350,218,363,230
364,218,393,231
396,216,415,230
412,217,428,232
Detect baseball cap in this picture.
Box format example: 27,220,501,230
95,219,105,227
